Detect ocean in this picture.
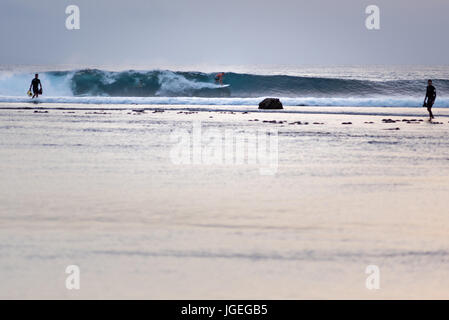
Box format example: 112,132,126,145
1,65,449,107
1,65,449,299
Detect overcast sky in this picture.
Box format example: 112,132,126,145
1,0,449,67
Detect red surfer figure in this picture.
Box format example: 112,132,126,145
29,74,43,99
215,72,225,85
423,79,436,120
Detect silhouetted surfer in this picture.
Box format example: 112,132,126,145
423,79,436,120
29,74,43,99
215,72,225,85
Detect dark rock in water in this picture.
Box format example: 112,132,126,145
177,111,196,115
259,98,283,110
402,119,419,123
289,121,309,125
262,120,278,124
384,127,400,131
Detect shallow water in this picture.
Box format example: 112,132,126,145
1,104,449,299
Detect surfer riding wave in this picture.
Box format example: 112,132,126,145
215,72,225,85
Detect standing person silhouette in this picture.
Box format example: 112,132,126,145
29,74,43,99
423,79,436,120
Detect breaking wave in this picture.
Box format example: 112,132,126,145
0,69,448,107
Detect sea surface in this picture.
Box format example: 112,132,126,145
1,64,449,107
1,101,449,299
1,65,449,298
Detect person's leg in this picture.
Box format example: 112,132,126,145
429,100,435,119
427,106,434,119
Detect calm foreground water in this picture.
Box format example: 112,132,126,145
1,103,449,298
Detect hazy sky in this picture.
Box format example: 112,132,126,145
1,0,449,67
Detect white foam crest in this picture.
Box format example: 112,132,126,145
100,71,118,85
1,95,449,108
0,71,74,97
156,71,221,95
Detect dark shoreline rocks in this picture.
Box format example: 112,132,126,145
258,98,283,110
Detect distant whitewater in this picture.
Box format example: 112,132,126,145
0,68,448,107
